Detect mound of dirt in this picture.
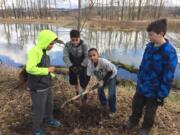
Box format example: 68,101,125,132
0,66,179,135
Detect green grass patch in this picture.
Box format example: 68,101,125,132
168,92,180,105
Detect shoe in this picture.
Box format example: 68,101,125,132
81,93,88,103
33,129,46,135
108,113,116,118
123,119,137,129
139,129,150,135
98,104,108,110
47,119,61,128
76,91,79,96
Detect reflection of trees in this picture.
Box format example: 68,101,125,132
169,33,180,48
134,31,139,55
1,23,55,49
141,31,147,47
83,29,147,57
3,24,11,45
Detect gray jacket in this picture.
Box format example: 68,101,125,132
63,40,88,67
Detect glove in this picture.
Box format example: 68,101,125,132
98,80,104,88
78,65,86,72
156,98,164,106
55,74,61,80
70,66,79,73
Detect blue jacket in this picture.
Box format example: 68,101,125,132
137,39,178,99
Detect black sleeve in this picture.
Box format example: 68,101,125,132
103,71,113,83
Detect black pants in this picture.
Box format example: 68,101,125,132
69,66,90,89
129,92,159,130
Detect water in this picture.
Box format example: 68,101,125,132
0,23,180,81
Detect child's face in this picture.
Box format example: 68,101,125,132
88,50,99,63
148,31,164,44
71,37,80,47
47,40,56,50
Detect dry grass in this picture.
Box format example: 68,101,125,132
0,17,180,32
0,65,180,135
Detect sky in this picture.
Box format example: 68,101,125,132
1,0,180,9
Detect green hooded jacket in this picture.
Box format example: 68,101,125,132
26,30,57,76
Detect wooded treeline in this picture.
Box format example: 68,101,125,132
0,0,179,20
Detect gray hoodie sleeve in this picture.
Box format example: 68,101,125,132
81,43,89,67
63,44,73,67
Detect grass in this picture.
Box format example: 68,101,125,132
168,92,180,105
0,65,180,135
111,61,139,73
1,17,180,31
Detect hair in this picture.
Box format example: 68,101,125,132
70,29,80,38
146,19,167,36
88,48,98,55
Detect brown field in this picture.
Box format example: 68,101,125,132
0,65,180,135
0,17,180,32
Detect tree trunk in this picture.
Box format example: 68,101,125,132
78,0,81,31
137,0,142,20
121,0,125,20
157,0,164,18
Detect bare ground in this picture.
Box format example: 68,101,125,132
0,65,180,135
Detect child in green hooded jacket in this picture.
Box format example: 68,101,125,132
26,30,61,135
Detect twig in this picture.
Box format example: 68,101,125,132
80,0,96,32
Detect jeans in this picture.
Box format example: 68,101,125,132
98,76,116,112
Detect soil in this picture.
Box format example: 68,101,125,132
0,66,180,135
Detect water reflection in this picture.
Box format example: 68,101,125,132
0,23,180,80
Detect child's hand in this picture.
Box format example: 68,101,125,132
78,65,85,71
48,67,56,73
70,66,79,73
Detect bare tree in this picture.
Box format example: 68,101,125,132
12,0,17,18
137,0,142,20
2,0,7,18
128,0,132,20
54,0,57,19
110,0,114,19
78,0,81,30
121,0,126,20
157,0,165,18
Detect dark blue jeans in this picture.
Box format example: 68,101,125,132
98,76,116,112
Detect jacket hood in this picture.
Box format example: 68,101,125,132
36,30,58,50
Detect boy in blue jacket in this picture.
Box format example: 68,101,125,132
123,19,178,135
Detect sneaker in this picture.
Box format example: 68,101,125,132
47,119,61,128
98,104,108,110
108,113,117,118
81,93,88,103
33,130,46,135
123,119,137,129
75,91,79,96
139,129,150,135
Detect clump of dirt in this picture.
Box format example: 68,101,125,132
0,66,180,135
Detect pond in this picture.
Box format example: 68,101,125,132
0,23,180,81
